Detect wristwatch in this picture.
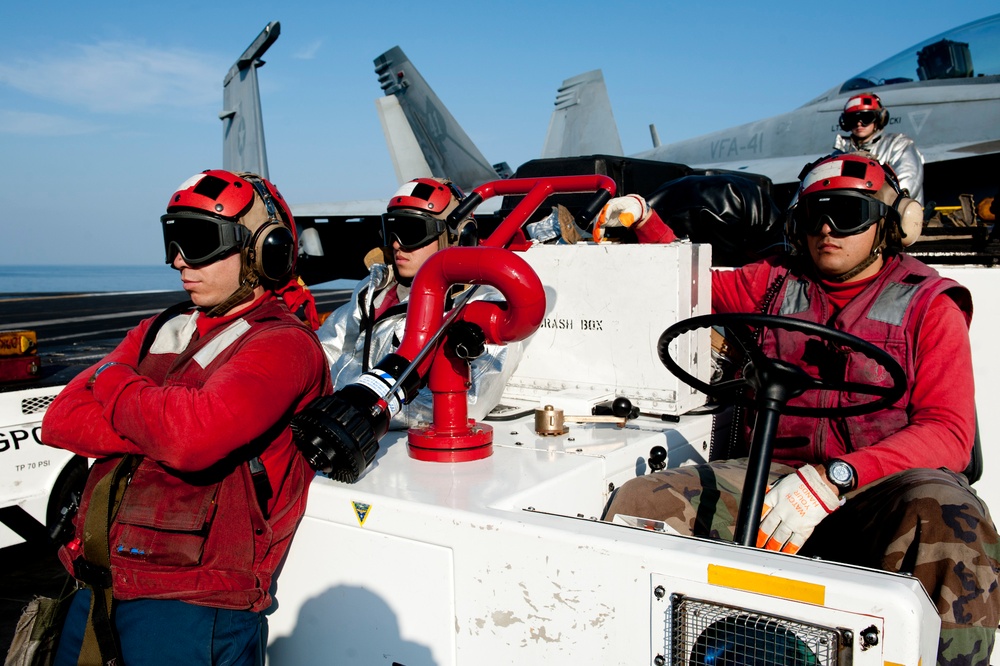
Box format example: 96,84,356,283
86,361,124,390
826,459,857,494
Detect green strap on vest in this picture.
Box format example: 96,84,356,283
75,455,137,666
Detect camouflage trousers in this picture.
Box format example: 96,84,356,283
605,460,1000,666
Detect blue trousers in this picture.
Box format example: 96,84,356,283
54,587,266,665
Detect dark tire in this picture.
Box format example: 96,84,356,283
45,456,88,539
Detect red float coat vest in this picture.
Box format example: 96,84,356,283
63,298,327,611
756,254,971,466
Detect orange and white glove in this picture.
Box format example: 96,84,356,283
757,465,843,554
593,195,652,242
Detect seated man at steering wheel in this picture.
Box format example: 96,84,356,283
600,153,1000,666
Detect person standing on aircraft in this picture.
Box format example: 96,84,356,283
599,153,1000,666
42,170,331,666
834,92,925,205
317,177,519,428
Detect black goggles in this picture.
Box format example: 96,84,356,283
843,111,877,127
792,192,889,236
161,212,249,266
381,210,446,251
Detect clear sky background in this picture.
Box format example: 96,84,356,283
2,1,995,266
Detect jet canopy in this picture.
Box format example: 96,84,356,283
840,13,1000,93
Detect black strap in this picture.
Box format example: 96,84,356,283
359,287,375,373
77,455,138,666
248,457,273,519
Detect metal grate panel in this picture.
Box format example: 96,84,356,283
670,595,840,666
22,394,57,415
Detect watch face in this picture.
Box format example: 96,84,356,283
829,461,853,486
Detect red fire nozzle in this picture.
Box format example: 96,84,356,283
397,246,545,462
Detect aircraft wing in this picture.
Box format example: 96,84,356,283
920,139,1000,164
293,196,502,219
541,70,623,158
292,200,391,217
692,154,827,187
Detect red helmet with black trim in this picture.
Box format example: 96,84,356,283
787,153,923,279
382,177,475,250
798,152,886,199
839,92,889,131
161,170,299,316
162,170,296,284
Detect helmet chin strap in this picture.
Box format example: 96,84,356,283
827,218,887,283
204,252,260,317
830,249,881,283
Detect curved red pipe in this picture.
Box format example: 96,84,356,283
476,175,616,248
395,246,545,372
392,246,544,458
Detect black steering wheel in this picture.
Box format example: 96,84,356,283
658,313,906,418
656,312,907,547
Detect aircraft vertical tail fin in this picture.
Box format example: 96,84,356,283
541,70,623,158
373,46,500,192
375,94,434,186
220,21,279,179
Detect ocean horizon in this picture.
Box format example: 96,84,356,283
0,265,354,294
1,265,181,294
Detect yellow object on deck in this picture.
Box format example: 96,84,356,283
0,330,38,356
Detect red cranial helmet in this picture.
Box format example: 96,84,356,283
839,92,889,131
382,177,474,250
162,170,298,315
798,152,885,198
787,153,923,279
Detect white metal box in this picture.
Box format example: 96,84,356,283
501,242,712,416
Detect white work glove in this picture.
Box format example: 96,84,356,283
756,465,843,554
593,195,652,242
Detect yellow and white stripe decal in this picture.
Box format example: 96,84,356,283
707,564,825,605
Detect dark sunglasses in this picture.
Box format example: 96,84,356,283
792,192,889,236
843,111,877,127
381,210,445,251
161,213,249,265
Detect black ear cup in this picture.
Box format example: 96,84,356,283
249,221,295,283
455,218,478,247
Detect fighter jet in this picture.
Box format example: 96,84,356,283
377,14,1000,213
631,13,1000,210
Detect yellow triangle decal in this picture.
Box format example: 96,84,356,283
352,501,372,526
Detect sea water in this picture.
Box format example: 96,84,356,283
0,265,180,294
0,265,353,294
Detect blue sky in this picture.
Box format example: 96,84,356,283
2,1,995,266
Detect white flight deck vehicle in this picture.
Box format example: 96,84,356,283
0,337,89,550
0,387,87,550
265,174,999,665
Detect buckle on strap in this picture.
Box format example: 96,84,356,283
73,556,112,588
